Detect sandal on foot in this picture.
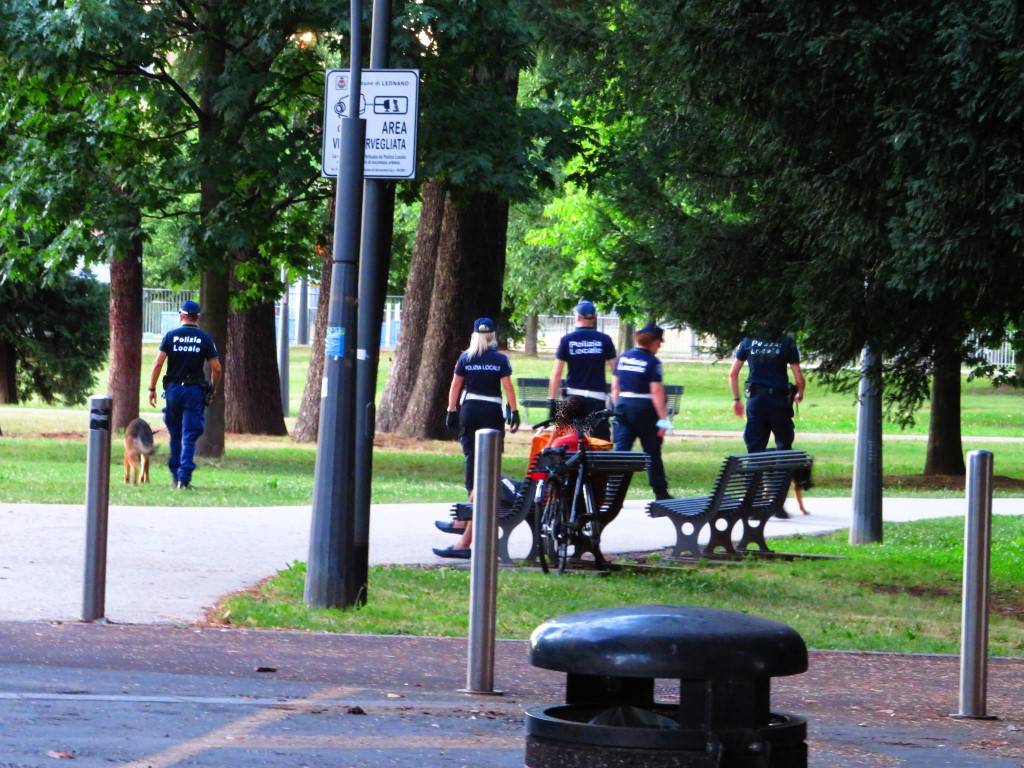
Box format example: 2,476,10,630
432,546,470,560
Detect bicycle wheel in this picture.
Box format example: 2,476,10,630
540,489,565,573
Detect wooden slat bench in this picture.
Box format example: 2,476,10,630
645,450,812,558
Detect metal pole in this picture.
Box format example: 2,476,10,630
465,429,503,695
955,450,995,719
297,276,309,345
278,267,290,416
305,0,366,609
352,0,396,606
82,395,113,622
850,345,883,544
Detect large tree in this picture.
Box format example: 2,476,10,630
534,0,1024,474
376,2,577,438
1,1,340,451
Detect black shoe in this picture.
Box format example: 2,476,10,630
176,481,193,491
432,546,470,559
655,492,672,501
435,520,466,534
774,508,790,519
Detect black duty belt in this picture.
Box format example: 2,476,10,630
748,384,788,397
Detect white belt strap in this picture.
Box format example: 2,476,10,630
619,392,653,399
463,392,503,405
567,387,608,401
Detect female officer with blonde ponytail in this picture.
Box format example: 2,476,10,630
433,317,520,559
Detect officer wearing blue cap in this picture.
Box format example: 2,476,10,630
729,332,805,453
434,316,519,559
548,300,617,439
612,322,672,500
147,300,222,489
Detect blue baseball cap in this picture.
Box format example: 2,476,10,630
472,317,495,333
573,300,597,318
180,300,201,316
638,322,664,340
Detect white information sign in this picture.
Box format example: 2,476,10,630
321,68,420,179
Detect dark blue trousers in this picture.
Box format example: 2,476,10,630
459,400,504,491
744,393,794,452
613,400,668,498
164,383,206,485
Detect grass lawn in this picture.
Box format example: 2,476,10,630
2,430,1024,505
1,347,1022,505
211,516,1024,657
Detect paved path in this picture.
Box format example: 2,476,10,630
1,622,1022,767
2,497,1023,624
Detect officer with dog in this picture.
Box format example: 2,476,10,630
548,299,617,439
728,332,805,453
612,322,672,500
147,300,222,490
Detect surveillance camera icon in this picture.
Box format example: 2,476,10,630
334,93,368,117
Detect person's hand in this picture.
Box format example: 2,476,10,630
505,406,521,433
547,399,558,419
148,389,157,407
794,390,803,403
732,399,744,417
655,417,674,431
445,409,459,433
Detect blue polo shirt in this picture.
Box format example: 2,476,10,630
615,347,662,395
557,328,616,393
160,325,219,383
735,335,800,390
455,349,512,398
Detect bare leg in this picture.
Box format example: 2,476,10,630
453,520,473,549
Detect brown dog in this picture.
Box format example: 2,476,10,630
124,418,155,484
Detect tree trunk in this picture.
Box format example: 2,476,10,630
194,4,228,458
225,295,287,435
924,341,965,476
0,339,16,404
524,313,538,356
377,181,447,432
394,189,510,439
107,223,144,432
293,249,331,442
618,321,635,355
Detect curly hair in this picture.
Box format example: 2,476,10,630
554,395,588,427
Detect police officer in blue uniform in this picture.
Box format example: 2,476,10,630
147,300,222,489
548,299,617,439
433,317,520,559
729,333,805,453
612,323,673,500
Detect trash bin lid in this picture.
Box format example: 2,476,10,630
529,605,807,680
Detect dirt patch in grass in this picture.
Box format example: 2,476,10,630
872,582,1024,620
40,431,86,439
883,474,1024,491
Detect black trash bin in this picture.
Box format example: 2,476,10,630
525,604,808,768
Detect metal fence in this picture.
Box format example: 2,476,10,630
142,288,1017,366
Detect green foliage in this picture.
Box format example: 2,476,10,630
531,0,1024,423
0,275,108,404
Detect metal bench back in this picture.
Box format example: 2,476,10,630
708,451,810,516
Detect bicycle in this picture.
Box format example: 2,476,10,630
533,409,615,574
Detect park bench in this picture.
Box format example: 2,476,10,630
517,378,684,427
448,475,541,567
645,450,812,558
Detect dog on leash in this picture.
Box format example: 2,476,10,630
124,418,155,484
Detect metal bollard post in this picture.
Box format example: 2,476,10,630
954,450,997,719
82,395,113,622
464,428,503,695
